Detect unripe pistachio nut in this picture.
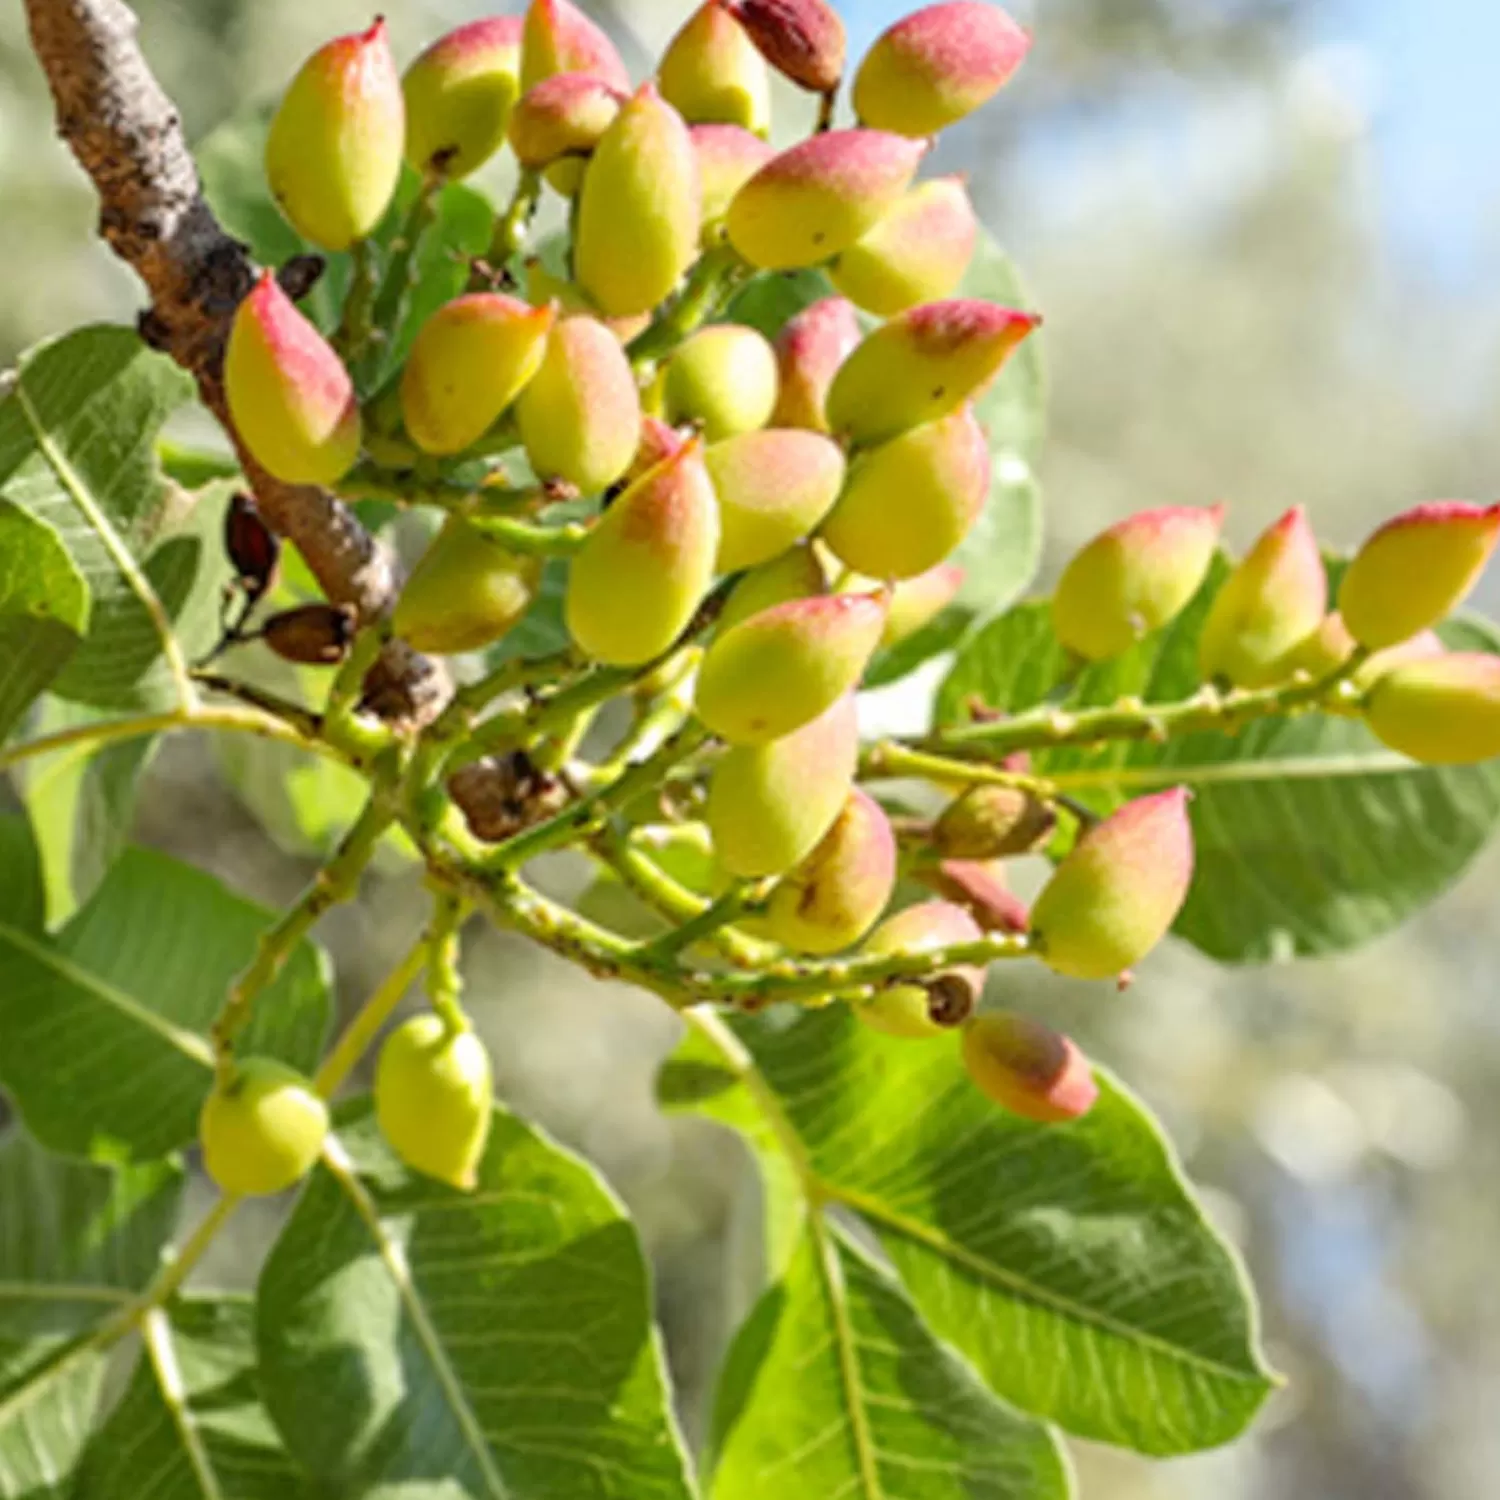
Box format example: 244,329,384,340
820,404,990,579
517,315,642,492
521,0,630,92
727,129,927,271
962,1012,1098,1124
265,18,404,251
400,293,555,456
933,784,1057,860
695,590,887,742
1365,653,1500,765
1339,501,1500,650
855,900,985,1038
708,429,846,572
394,516,542,654
566,439,720,664
225,271,361,486
375,1013,494,1190
718,542,829,632
508,71,624,169
576,84,703,317
707,692,858,876
826,298,1039,445
854,1,1031,137
762,788,897,953
1031,787,1195,981
403,17,524,178
771,295,862,431
660,2,772,135
879,561,965,646
199,1057,329,1197
663,324,780,441
832,175,979,316
1052,504,1225,661
692,123,776,242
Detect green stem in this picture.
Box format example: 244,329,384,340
861,741,1062,795
489,168,542,269
626,246,750,367
314,936,429,1098
453,664,644,767
916,662,1370,765
432,649,579,743
336,239,380,370
365,178,443,376
637,878,776,964
212,792,397,1069
0,702,324,773
469,514,590,556
480,721,709,872
593,828,772,969
426,890,470,1032
323,619,392,739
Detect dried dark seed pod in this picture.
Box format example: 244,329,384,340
261,603,357,666
223,491,281,606
725,0,846,94
276,253,327,302
448,752,570,844
925,970,978,1029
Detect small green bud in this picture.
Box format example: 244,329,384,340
566,439,720,665
1198,506,1328,687
521,0,630,92
225,271,360,486
718,542,828,633
725,0,848,94
695,591,888,743
662,324,780,441
1339,501,1500,650
199,1058,329,1197
400,293,555,456
708,429,846,572
771,295,862,432
1365,653,1500,765
508,72,624,171
516,315,642,492
1031,788,1195,981
265,18,404,252
726,128,927,271
820,404,990,580
825,298,1039,445
878,561,965,646
1052,504,1225,661
962,1013,1097,1124
403,17,523,179
707,693,858,876
831,175,979,316
659,1,772,135
375,1013,493,1191
855,901,985,1039
692,123,776,243
854,1,1031,137
933,784,1057,861
762,788,898,954
576,84,702,317
393,516,542,655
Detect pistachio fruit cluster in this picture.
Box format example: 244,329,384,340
200,0,1500,1184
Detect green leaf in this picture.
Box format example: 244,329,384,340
0,501,89,740
0,846,331,1161
659,1023,806,1280
257,1102,696,1500
709,1220,1071,1500
0,810,45,934
666,1008,1276,1456
864,602,974,692
14,697,159,925
963,231,1046,467
78,1297,307,1500
0,327,199,710
935,583,1500,961
0,1132,183,1498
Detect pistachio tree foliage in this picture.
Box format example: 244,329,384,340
3,0,1500,1495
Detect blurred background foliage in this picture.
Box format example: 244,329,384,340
4,1,1500,1496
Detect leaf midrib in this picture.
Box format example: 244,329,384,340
319,1136,511,1500
0,919,215,1066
